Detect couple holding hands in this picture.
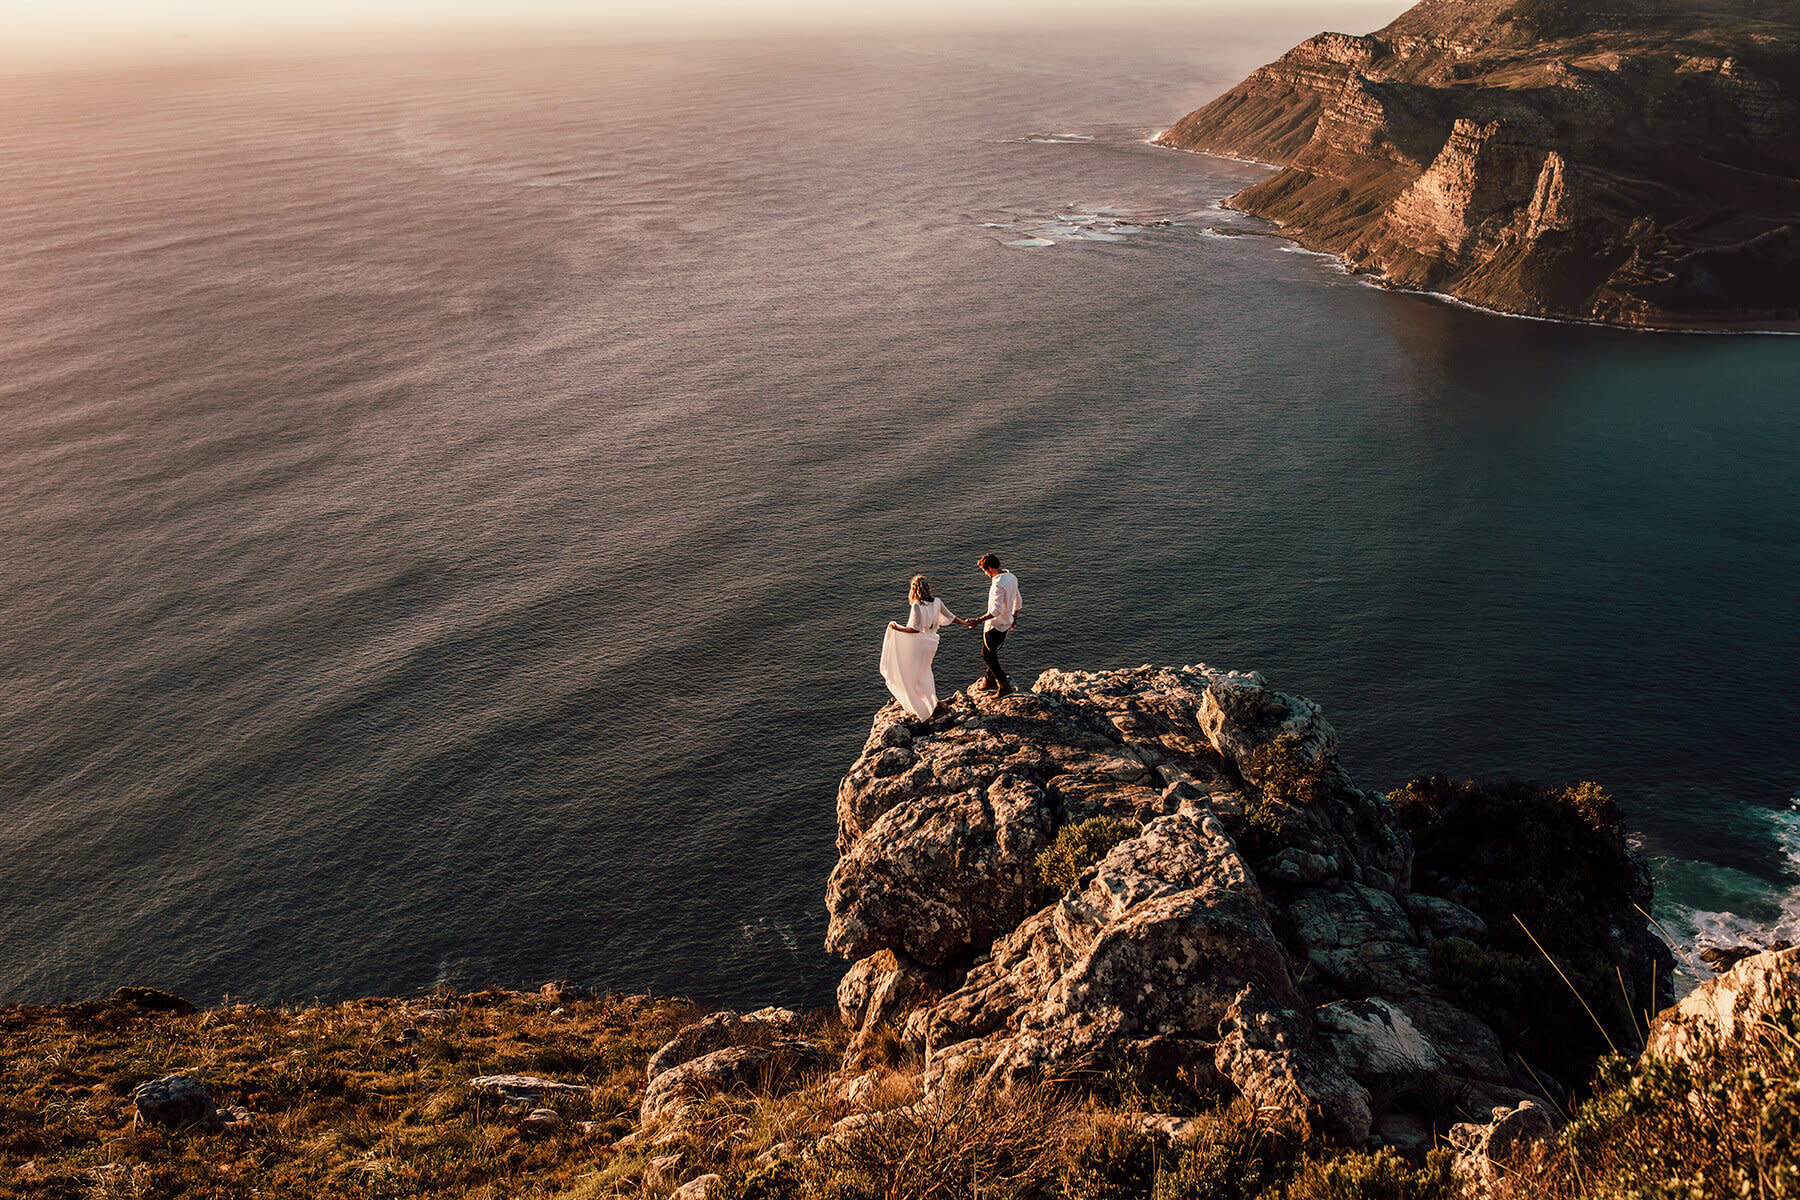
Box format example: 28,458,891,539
879,552,1023,720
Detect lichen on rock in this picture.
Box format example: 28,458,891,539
826,663,1670,1144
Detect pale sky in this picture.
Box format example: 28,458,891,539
3,1,1397,62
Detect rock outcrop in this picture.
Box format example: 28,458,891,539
133,1074,222,1133
1155,0,1800,328
826,664,1667,1144
641,1008,825,1120
1644,944,1800,1064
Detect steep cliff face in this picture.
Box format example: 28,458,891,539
825,665,1671,1147
1155,0,1800,327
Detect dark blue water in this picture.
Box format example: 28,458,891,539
2,20,1796,1009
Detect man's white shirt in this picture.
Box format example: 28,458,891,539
985,571,1021,633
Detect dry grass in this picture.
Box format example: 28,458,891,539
0,986,709,1200
5,984,1792,1200
1494,998,1800,1200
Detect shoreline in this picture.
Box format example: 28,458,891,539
1154,142,1800,336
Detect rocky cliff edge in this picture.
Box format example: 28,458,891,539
1154,0,1800,328
825,664,1670,1147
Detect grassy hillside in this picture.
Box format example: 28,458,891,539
4,978,1795,1199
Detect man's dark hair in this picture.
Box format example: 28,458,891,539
977,553,1002,570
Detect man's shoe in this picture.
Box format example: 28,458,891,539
994,684,1016,698
970,680,994,694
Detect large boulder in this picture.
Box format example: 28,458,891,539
1447,1101,1556,1194
641,1041,825,1120
984,812,1301,1082
826,776,1054,966
646,1008,799,1083
133,1075,222,1133
1644,945,1800,1064
1213,984,1372,1146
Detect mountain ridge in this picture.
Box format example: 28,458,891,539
1155,0,1800,327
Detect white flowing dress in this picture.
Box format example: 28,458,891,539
880,598,957,720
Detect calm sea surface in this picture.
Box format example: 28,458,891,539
3,20,1797,1008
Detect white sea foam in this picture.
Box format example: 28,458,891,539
1659,802,1800,986
1362,279,1800,336
987,209,1176,248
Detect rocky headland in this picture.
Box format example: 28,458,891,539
1154,0,1800,328
7,662,1800,1198
826,663,1672,1149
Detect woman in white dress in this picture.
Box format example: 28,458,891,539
880,574,962,720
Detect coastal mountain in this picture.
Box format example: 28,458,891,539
826,664,1671,1145
1155,0,1800,327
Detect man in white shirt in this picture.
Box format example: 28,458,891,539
959,552,1022,698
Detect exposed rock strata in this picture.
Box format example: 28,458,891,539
826,664,1666,1144
1155,0,1800,328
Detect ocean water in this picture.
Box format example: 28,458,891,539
2,20,1797,1009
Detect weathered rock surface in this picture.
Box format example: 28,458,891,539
1214,984,1372,1145
645,1007,799,1082
642,1041,825,1120
1447,1100,1556,1193
672,1173,723,1199
133,1074,222,1133
467,1074,592,1099
1644,944,1800,1063
518,1108,562,1137
1155,0,1800,329
827,663,1667,1144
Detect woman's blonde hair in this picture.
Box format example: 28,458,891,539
909,574,933,604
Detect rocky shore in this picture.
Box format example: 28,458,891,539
1155,0,1800,328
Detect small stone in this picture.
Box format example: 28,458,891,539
834,1071,877,1108
673,1175,723,1199
519,1108,561,1137
646,1153,683,1186
467,1074,591,1099
1127,1112,1202,1142
133,1075,222,1133
755,1140,797,1166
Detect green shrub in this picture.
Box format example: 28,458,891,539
1241,730,1331,805
1279,1147,1454,1200
1061,1101,1315,1200
1389,774,1655,1081
1504,995,1800,1198
1038,817,1141,896
1238,798,1301,864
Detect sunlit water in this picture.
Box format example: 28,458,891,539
3,21,1797,1008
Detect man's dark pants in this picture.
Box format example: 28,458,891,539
981,629,1010,691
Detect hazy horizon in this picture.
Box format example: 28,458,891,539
4,1,1404,69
